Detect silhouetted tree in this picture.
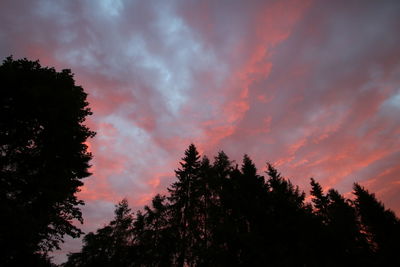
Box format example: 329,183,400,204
194,156,213,265
326,188,368,265
142,194,174,266
310,178,329,221
129,210,148,266
228,155,267,265
310,179,372,266
64,199,133,267
63,145,400,267
211,151,239,266
0,56,95,266
168,144,201,266
265,163,319,266
353,183,400,265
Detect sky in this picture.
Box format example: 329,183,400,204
1,0,400,264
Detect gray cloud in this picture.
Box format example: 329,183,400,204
1,0,400,264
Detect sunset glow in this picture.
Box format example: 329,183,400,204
1,0,399,263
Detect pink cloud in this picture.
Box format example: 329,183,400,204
1,0,400,264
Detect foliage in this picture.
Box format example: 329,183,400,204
0,56,95,266
65,144,400,267
353,183,400,265
64,199,133,267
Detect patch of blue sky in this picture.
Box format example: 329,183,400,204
100,113,169,161
125,33,189,116
99,0,123,17
384,91,400,109
99,114,171,189
102,114,151,145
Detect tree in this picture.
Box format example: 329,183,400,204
265,163,316,266
195,156,212,264
167,144,201,266
65,199,133,267
310,179,371,266
326,189,369,264
209,151,236,266
142,194,174,266
63,145,400,267
353,183,400,265
228,155,267,266
310,178,329,221
0,56,95,265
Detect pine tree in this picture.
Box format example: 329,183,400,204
326,189,368,265
63,146,400,267
265,163,313,266
143,194,174,266
194,156,213,265
209,151,236,266
267,163,306,211
64,199,133,267
353,183,400,265
167,144,201,266
310,179,369,265
310,178,329,222
232,155,268,265
129,210,148,266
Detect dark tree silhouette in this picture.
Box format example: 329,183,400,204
64,144,399,267
0,56,95,266
310,177,329,221
65,199,133,267
353,183,400,265
227,155,267,265
264,163,317,266
167,144,202,266
194,156,213,265
141,194,174,266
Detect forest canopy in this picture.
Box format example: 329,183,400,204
64,144,400,267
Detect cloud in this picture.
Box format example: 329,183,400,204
1,0,400,264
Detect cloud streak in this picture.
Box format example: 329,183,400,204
1,0,400,263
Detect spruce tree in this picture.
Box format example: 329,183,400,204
194,156,213,266
233,155,268,265
266,163,313,266
353,183,400,265
64,199,133,267
63,146,400,267
167,144,201,266
209,151,235,266
326,189,367,265
310,178,329,222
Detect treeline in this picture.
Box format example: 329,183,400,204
64,144,400,267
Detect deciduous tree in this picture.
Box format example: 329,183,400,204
0,56,95,266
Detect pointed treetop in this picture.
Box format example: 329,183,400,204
213,150,233,174
327,189,344,202
352,183,381,208
112,198,132,224
179,144,201,168
310,178,329,212
266,163,281,180
151,194,166,212
201,155,211,166
241,154,257,176
352,183,394,218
